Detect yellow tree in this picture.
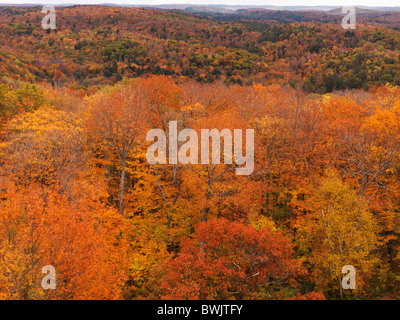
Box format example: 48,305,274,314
296,170,378,298
1,107,92,198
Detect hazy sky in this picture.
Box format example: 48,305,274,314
0,0,399,7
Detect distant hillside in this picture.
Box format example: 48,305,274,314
185,6,235,14
1,5,400,92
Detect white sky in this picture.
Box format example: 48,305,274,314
0,0,399,8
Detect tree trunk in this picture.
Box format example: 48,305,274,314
118,158,127,215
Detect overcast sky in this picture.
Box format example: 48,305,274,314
0,0,399,8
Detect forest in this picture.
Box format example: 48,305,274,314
0,5,400,300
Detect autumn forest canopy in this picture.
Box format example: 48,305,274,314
1,4,400,301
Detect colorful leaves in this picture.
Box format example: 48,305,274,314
158,218,305,300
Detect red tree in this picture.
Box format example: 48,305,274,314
158,218,306,300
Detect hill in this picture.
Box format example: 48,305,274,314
1,5,400,92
